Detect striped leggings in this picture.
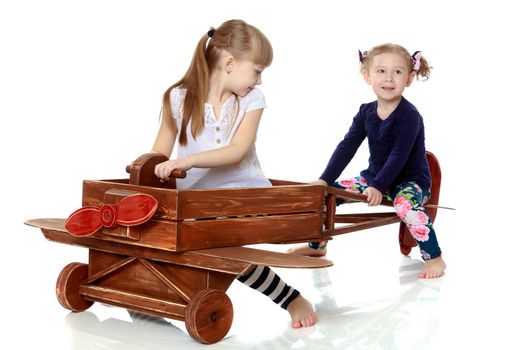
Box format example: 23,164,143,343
237,265,300,310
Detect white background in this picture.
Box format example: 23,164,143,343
1,0,523,348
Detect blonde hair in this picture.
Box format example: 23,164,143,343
162,19,273,146
360,43,432,80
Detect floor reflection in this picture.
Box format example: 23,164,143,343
63,255,445,349
65,311,191,350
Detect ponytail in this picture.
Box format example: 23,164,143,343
162,34,209,146
162,20,273,146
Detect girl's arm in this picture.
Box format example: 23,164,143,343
155,109,263,180
151,117,178,158
319,110,366,185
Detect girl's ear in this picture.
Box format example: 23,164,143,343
224,55,234,73
217,50,235,73
406,71,416,87
362,69,371,85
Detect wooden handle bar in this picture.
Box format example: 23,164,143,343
125,165,187,179
327,185,455,210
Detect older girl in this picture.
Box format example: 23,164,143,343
152,19,316,327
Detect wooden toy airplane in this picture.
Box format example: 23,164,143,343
25,151,445,344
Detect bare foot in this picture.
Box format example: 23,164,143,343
419,256,446,278
287,295,317,328
287,244,327,257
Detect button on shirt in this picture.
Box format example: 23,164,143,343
170,87,271,190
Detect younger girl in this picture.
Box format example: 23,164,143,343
151,19,316,328
289,43,446,279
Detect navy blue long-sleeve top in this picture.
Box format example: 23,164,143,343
319,97,431,193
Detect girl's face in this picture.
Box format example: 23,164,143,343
228,59,265,96
363,53,415,103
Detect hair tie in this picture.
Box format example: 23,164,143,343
412,51,422,71
359,50,369,63
207,27,215,38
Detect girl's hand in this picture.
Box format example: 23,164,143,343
154,158,193,181
363,186,382,206
309,179,328,186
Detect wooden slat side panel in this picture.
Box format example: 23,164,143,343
177,185,324,219
177,213,324,250
82,180,180,220
92,219,178,250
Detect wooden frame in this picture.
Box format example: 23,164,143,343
25,152,442,344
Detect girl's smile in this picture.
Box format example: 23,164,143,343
363,52,414,104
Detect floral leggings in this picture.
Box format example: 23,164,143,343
310,176,442,260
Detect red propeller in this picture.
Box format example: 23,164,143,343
65,193,159,236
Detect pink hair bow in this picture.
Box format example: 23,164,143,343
412,51,422,71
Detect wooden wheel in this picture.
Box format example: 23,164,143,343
185,289,233,344
56,262,93,312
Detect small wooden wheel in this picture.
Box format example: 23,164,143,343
56,262,93,312
185,289,233,344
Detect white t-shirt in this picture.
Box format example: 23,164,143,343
170,87,271,190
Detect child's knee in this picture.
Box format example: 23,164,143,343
393,195,414,219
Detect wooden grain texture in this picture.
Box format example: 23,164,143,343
127,153,170,188
82,180,180,220
127,153,186,189
95,219,178,251
28,150,444,344
80,284,188,321
327,215,401,237
101,188,141,239
334,212,399,223
80,180,327,251
56,262,94,312
185,289,233,344
24,218,331,268
25,219,250,273
177,185,324,219
325,193,336,230
195,247,333,268
86,251,209,306
176,213,324,250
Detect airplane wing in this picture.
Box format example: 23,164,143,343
25,218,332,269
193,246,332,269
